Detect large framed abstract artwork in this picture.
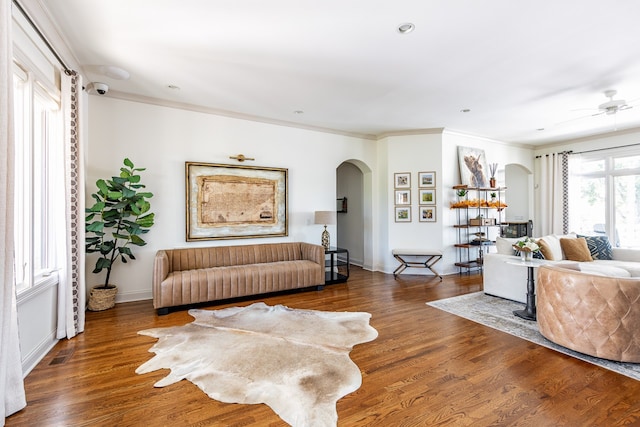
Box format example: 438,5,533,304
185,162,288,241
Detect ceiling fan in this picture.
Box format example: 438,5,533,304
552,89,638,130
594,89,632,116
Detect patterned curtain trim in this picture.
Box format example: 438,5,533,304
561,151,570,235
58,70,85,339
69,70,82,335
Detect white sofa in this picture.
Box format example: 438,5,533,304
483,234,640,303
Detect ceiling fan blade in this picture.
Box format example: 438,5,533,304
554,112,596,126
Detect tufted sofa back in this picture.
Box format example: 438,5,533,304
164,242,310,271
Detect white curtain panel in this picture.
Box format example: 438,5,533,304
536,153,568,236
56,71,86,339
1,0,27,421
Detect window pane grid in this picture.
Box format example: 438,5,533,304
570,152,640,248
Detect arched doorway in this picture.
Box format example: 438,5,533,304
505,163,533,226
336,160,372,269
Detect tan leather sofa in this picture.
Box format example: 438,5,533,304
153,242,325,314
537,265,640,362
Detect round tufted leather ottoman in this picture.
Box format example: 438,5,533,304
537,265,640,363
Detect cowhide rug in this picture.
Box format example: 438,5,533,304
136,302,378,427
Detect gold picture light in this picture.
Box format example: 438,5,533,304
229,154,255,162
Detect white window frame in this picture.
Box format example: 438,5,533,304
570,146,640,248
13,59,62,298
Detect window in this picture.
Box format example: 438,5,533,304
569,148,640,248
13,61,62,294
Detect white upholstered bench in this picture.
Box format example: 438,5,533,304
392,249,443,280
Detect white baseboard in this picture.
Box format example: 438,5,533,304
115,290,152,303
22,332,58,378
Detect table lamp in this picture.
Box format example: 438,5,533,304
314,210,336,249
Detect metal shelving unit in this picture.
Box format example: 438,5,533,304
452,185,506,274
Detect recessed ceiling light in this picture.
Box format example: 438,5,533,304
537,128,545,131
167,84,180,90
460,109,471,113
293,110,304,114
397,23,415,34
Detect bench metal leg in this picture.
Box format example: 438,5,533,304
393,254,443,280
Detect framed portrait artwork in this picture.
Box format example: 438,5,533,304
419,189,436,205
394,172,411,189
185,162,288,241
395,206,411,222
418,171,436,188
419,206,436,222
394,189,411,205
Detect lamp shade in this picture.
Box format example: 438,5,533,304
314,210,336,225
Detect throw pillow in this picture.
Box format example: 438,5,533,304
538,233,577,260
537,238,555,260
577,234,613,260
560,237,593,262
495,236,520,255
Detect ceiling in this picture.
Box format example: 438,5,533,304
31,0,640,145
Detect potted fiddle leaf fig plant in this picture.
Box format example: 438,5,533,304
85,158,155,311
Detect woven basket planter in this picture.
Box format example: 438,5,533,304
87,285,118,311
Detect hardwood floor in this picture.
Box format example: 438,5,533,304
7,267,640,426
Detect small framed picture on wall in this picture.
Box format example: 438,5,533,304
395,189,411,205
394,172,411,189
419,189,436,205
395,206,411,222
419,206,436,222
418,171,436,188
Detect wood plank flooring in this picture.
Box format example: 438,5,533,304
7,267,640,426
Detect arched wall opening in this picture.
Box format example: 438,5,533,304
505,163,534,225
336,159,373,270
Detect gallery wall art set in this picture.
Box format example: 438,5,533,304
393,171,436,223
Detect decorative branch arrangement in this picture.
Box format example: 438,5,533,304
489,163,498,179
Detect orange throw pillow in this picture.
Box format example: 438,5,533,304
537,239,554,260
560,237,593,262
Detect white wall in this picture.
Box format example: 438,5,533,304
86,96,378,302
381,132,443,273
367,130,535,276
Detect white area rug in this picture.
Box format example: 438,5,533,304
136,302,378,427
427,292,640,381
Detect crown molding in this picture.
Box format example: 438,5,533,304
376,128,445,139
534,126,640,151
102,91,379,141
